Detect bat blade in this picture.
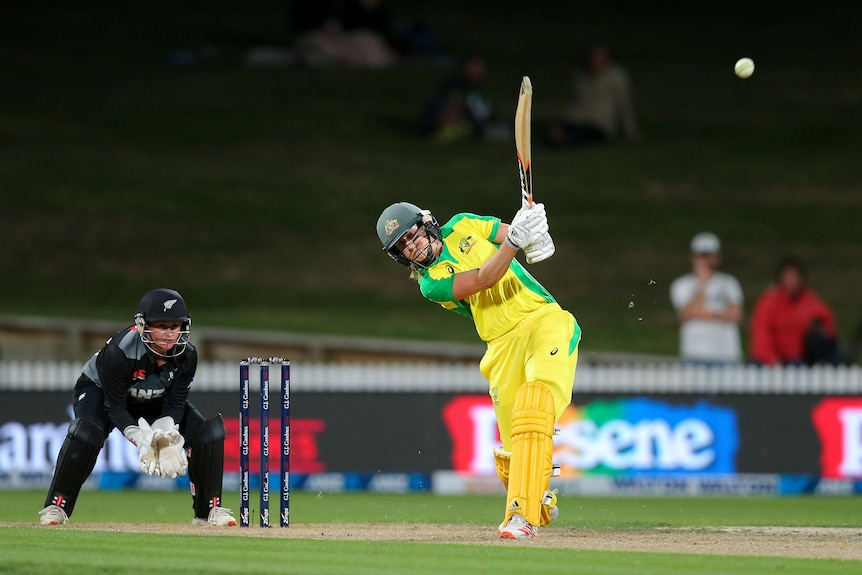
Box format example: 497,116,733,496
514,75,533,207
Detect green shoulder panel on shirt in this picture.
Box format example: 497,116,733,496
570,318,582,355
419,271,453,302
418,271,473,318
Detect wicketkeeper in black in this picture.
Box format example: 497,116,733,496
39,288,236,526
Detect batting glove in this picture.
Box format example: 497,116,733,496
506,202,547,250
523,202,549,233
525,231,556,264
505,223,532,250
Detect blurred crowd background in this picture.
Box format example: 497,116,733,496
1,0,860,364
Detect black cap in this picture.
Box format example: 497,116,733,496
136,288,190,323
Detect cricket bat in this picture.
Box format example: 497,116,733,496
514,75,533,207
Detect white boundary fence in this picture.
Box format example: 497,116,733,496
1,361,861,394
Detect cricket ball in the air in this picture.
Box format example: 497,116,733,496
734,57,755,79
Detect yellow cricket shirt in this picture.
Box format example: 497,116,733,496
417,213,555,341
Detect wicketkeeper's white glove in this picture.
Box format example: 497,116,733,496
123,418,159,476
151,416,188,479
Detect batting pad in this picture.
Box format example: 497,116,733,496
505,381,555,527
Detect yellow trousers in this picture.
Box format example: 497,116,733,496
479,303,580,451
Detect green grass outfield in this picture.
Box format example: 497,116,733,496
2,490,861,574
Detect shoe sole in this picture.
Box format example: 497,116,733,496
192,521,237,526
498,530,536,540
40,516,67,526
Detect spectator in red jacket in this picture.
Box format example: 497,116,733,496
749,256,840,366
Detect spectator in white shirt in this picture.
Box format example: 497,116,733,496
670,232,744,365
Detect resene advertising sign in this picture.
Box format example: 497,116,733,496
556,397,738,476
444,395,739,476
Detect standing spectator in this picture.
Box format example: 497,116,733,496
545,45,640,148
670,232,744,365
750,256,840,366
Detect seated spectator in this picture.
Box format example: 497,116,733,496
749,256,840,366
545,45,640,148
420,55,503,142
293,0,399,69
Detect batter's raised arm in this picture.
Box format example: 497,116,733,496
451,236,519,300
451,206,546,299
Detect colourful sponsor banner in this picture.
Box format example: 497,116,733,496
5,390,862,486
812,398,862,479
556,397,739,476
443,395,739,476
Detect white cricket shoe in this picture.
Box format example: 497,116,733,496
39,505,68,526
498,514,537,540
193,506,237,526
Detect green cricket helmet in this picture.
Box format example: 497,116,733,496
376,202,441,267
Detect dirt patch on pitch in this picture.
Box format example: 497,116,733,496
15,522,862,560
